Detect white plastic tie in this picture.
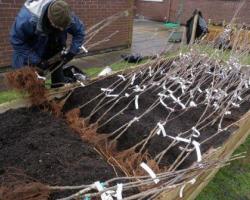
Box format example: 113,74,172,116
149,66,152,77
35,72,46,81
116,184,123,200
162,80,167,90
232,102,240,108
95,181,104,192
152,82,160,86
171,136,202,162
190,90,194,98
160,97,175,112
175,137,191,143
225,111,231,115
77,80,85,87
125,93,130,97
192,127,200,138
192,141,202,162
177,98,186,109
213,102,220,110
80,45,88,53
179,178,196,198
189,101,197,107
157,123,167,137
131,74,136,85
179,184,185,198
94,181,114,200
101,88,113,92
134,85,146,92
244,80,249,89
135,95,139,110
117,75,126,81
106,94,119,98
167,89,173,94
158,93,169,98
169,94,186,109
140,162,160,184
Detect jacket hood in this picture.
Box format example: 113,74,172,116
24,0,55,33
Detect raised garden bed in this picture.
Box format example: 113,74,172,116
1,52,250,200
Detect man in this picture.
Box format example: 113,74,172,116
10,0,85,87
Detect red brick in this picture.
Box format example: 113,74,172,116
0,0,134,67
135,0,250,25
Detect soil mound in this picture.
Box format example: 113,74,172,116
63,58,250,170
0,107,117,199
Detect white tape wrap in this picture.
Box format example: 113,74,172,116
189,101,197,107
94,181,114,200
192,141,202,162
149,66,152,77
169,93,186,109
134,85,146,92
116,184,123,200
135,95,139,110
162,80,167,90
131,74,136,85
77,80,85,87
106,94,119,98
140,162,160,184
192,127,200,138
179,178,196,198
95,181,104,192
170,136,202,162
179,184,185,198
80,45,88,53
35,72,46,81
117,74,126,81
157,123,167,137
160,97,175,112
101,88,113,92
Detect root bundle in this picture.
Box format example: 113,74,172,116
5,67,47,105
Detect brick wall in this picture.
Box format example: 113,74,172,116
135,0,171,21
135,0,250,25
0,0,134,67
170,0,250,25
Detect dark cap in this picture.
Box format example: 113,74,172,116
48,0,71,30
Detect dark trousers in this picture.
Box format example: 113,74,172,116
43,34,66,88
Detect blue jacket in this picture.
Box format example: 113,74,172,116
10,0,85,69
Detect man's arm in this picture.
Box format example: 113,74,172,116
67,14,85,55
10,14,41,67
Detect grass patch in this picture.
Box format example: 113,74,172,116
0,90,24,104
197,135,250,200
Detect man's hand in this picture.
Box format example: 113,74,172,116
61,52,75,63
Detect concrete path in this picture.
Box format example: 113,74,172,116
132,19,182,56
72,19,182,70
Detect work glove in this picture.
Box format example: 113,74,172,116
61,52,75,63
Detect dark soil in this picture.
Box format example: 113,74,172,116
0,107,117,199
63,67,250,169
